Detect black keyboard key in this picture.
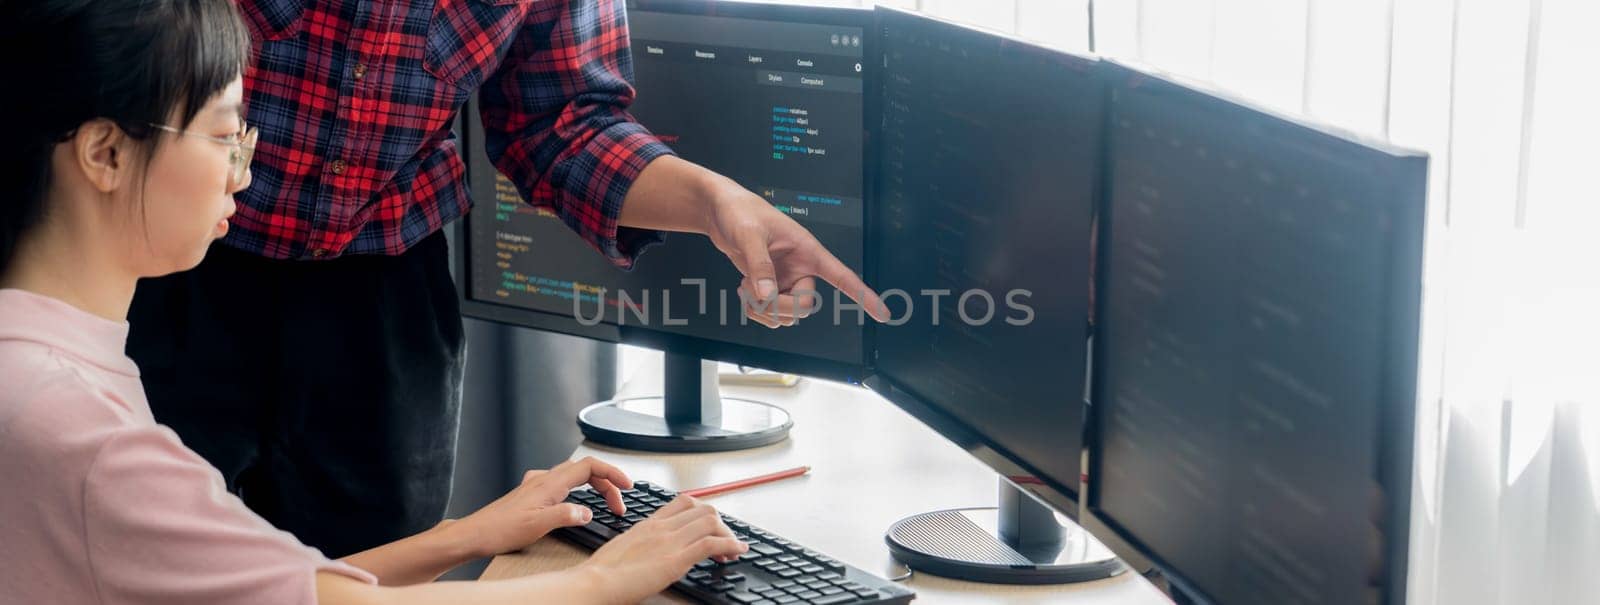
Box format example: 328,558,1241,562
728,591,763,604
818,558,846,571
819,587,845,595
752,544,784,556
777,555,802,564
818,572,842,581
708,581,737,593
810,594,858,605
798,565,824,574
773,597,800,605
722,572,746,583
776,569,803,579
695,560,718,570
794,591,822,600
803,580,830,591
851,589,880,599
771,581,797,590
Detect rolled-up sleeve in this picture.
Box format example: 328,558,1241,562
479,0,676,269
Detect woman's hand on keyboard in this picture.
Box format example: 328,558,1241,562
454,456,634,557
579,495,750,603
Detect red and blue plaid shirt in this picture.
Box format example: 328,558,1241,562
231,0,672,264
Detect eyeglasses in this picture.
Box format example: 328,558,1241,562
146,117,258,188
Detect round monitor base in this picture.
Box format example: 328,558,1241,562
578,396,791,453
886,507,1124,585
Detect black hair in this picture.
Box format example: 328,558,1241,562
0,0,251,274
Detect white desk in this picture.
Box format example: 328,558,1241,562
482,366,1171,604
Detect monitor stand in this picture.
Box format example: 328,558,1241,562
885,479,1124,584
577,352,793,452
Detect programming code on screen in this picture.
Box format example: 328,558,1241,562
466,9,868,364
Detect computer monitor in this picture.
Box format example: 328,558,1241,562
861,7,1119,584
457,0,873,451
1082,62,1426,605
612,0,872,378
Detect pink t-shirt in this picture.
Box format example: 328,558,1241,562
0,289,377,603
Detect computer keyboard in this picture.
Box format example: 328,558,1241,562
557,481,916,605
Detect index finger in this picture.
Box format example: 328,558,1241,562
555,457,633,514
649,494,699,522
815,254,889,322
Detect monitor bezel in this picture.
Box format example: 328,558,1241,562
456,0,877,384
1078,61,1425,605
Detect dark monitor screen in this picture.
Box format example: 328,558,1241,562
461,0,870,377
1086,65,1425,605
868,8,1103,513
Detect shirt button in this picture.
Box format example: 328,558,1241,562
329,159,347,175
353,63,367,80
312,249,327,258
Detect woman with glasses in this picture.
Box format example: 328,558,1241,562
146,117,259,191
0,1,743,603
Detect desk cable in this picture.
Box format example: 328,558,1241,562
887,561,913,582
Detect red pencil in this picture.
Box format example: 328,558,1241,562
682,465,811,498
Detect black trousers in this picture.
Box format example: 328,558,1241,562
127,231,465,558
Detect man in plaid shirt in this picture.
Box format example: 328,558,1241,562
127,0,886,557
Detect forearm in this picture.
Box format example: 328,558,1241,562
618,155,736,235
338,520,481,586
316,567,612,605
